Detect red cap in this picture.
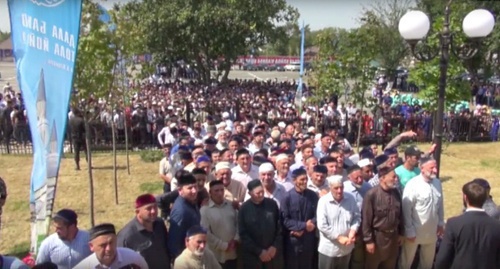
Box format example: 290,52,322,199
135,194,156,209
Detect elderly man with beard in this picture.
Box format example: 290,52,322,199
117,194,170,269
214,162,246,208
169,172,201,259
399,157,444,269
244,162,287,208
317,175,361,269
343,164,372,269
74,223,148,269
274,154,294,191
362,166,404,269
281,168,319,269
239,180,284,269
173,226,221,269
36,209,91,269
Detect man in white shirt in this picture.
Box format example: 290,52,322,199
399,157,444,269
231,148,259,187
244,162,287,208
317,175,361,269
157,124,177,147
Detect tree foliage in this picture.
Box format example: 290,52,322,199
0,31,10,43
129,0,298,83
358,0,414,78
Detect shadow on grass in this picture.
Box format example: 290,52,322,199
139,182,163,193
92,165,128,170
7,241,30,259
441,176,453,183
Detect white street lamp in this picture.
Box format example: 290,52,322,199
462,9,495,38
398,10,430,41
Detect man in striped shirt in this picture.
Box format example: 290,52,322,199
36,209,91,269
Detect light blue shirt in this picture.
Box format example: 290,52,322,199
317,192,361,258
2,256,29,269
36,230,91,269
343,180,372,211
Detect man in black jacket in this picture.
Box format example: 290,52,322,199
435,180,500,269
69,108,86,170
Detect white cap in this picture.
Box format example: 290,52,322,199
167,106,174,110
275,154,288,163
278,122,286,128
327,175,343,185
307,127,316,133
358,158,372,168
259,163,275,173
222,112,230,118
215,162,231,172
169,123,177,128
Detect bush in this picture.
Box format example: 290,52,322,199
140,150,164,163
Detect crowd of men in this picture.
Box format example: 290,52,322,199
5,110,498,269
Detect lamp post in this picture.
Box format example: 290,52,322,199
398,2,495,177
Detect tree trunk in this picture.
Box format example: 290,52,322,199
356,100,365,152
84,117,95,227
221,61,231,84
123,97,131,175
111,120,118,205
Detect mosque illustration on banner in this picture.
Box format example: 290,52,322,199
46,119,59,179
36,69,50,148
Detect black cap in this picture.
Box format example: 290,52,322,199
384,147,398,156
373,154,389,168
204,137,217,145
53,209,77,225
89,223,116,240
292,168,307,178
253,155,269,167
472,178,491,189
404,145,421,157
247,179,262,192
313,165,327,174
347,164,361,175
186,225,207,238
178,173,197,186
180,152,193,161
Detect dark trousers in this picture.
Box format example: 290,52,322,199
73,139,87,166
350,236,365,269
220,259,237,269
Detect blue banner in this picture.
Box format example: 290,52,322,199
7,0,83,254
295,21,306,110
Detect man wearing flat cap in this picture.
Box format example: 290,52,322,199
36,209,91,269
239,180,284,269
173,225,221,269
169,172,201,259
74,223,148,269
117,194,171,269
362,166,403,269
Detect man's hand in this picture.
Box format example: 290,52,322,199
402,130,417,138
319,189,329,197
406,236,416,243
348,229,356,241
437,226,445,237
365,243,375,254
337,236,350,245
398,236,405,246
267,246,277,259
306,220,316,232
259,250,271,262
231,200,240,210
429,143,437,154
290,231,304,237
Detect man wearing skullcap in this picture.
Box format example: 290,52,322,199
173,225,221,269
117,194,171,269
36,209,91,269
244,163,287,208
281,168,319,269
232,148,259,187
367,154,392,187
400,157,444,269
214,162,247,209
274,154,294,191
307,165,329,197
239,180,284,269
169,172,201,259
200,181,239,269
362,166,403,269
74,223,148,269
357,158,374,183
317,174,360,269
